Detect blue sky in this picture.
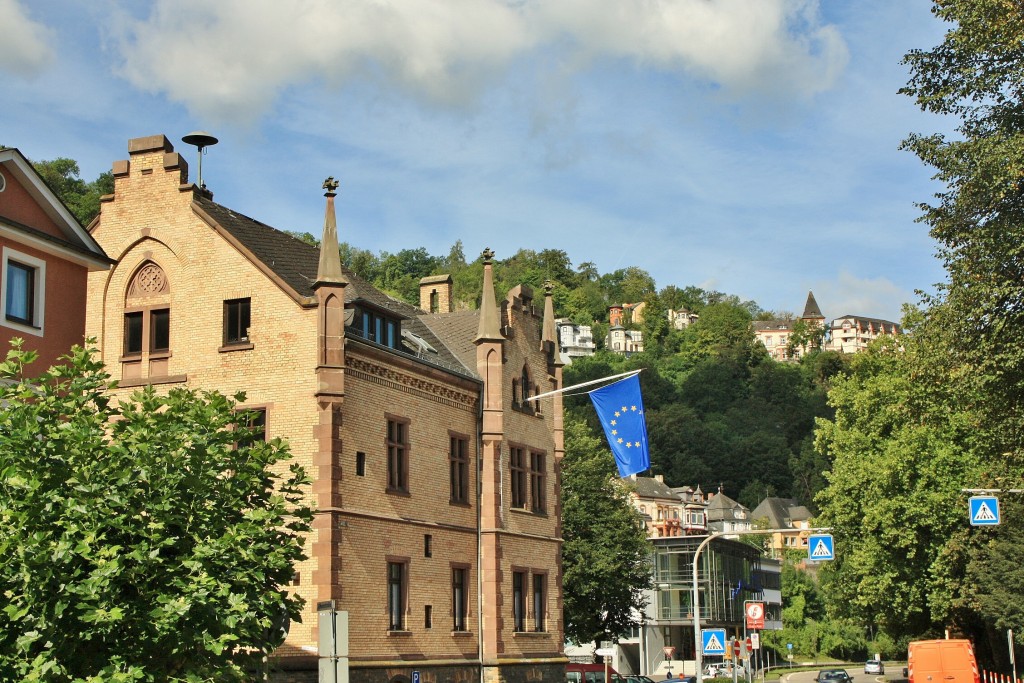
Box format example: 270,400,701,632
2,0,954,323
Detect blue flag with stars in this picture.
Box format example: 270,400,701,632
589,373,651,477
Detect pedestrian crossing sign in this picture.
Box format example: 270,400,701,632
702,628,727,655
969,495,1000,526
807,534,835,561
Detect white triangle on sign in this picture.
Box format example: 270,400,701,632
811,539,832,558
705,634,723,651
973,502,997,522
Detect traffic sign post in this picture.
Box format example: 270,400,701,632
808,534,835,561
969,495,1000,525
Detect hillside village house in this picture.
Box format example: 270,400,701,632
753,291,902,360
827,315,902,353
84,134,565,683
0,148,111,366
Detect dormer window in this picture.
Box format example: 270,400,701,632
352,303,401,350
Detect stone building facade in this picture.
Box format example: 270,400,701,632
84,135,565,683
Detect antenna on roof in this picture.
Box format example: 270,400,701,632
181,130,219,189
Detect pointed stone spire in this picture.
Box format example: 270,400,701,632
475,248,503,342
542,280,563,364
315,177,347,287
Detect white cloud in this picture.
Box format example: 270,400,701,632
0,0,55,76
814,269,916,324
107,0,848,123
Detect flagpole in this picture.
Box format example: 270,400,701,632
524,369,641,403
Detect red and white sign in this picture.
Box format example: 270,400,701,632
745,601,765,630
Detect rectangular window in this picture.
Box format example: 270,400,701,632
530,451,546,513
5,261,34,325
387,418,409,493
388,561,406,631
235,408,267,449
223,298,251,345
532,573,546,632
510,447,527,509
452,567,468,631
124,311,144,355
356,452,366,476
512,571,526,632
424,534,432,558
1,249,45,335
151,308,170,352
450,435,469,504
424,605,432,629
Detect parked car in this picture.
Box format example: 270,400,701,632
865,660,885,675
817,669,852,683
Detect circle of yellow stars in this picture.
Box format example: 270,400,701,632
608,404,643,448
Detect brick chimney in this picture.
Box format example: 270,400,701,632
419,274,453,313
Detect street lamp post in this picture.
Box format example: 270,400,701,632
691,526,832,683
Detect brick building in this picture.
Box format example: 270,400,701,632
0,148,110,366
84,135,565,682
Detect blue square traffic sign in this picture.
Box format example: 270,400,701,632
969,496,1000,526
702,628,727,655
807,534,834,561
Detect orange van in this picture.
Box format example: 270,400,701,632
906,639,980,683
565,662,624,683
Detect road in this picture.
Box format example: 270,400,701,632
776,667,890,683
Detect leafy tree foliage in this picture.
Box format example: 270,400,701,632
815,335,980,637
0,342,313,681
30,157,113,226
561,418,652,646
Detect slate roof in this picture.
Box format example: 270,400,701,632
750,497,812,529
194,195,477,379
830,314,901,331
629,476,679,500
802,291,824,319
705,491,748,521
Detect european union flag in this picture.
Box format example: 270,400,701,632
589,373,651,477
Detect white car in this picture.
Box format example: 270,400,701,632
865,660,884,675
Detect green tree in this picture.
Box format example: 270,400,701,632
898,0,1024,657
0,341,313,681
561,417,652,646
31,157,113,226
815,335,980,636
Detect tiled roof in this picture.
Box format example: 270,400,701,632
195,196,476,378
830,314,901,330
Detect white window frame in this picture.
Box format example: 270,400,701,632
1,247,45,337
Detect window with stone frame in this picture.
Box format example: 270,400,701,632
532,572,547,632
452,565,469,631
121,261,174,381
512,570,526,632
449,433,469,504
387,560,407,631
223,297,251,346
386,416,409,494
510,446,527,509
529,450,546,514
